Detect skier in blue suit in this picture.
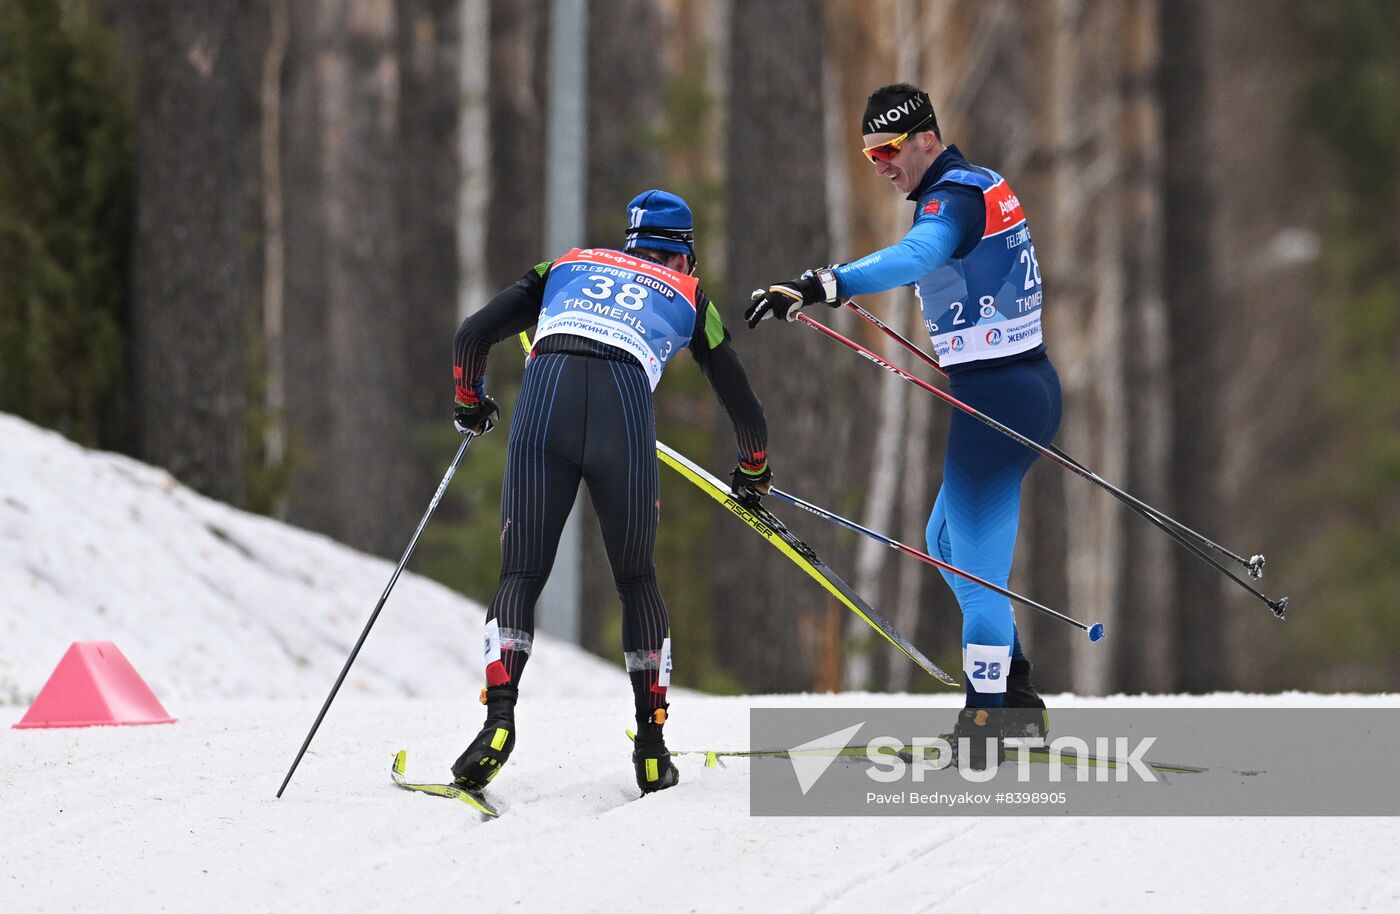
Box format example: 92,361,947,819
746,84,1062,763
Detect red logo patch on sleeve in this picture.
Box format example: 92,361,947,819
922,198,942,216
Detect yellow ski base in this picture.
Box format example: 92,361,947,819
390,750,500,817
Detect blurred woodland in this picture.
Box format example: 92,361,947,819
3,0,1398,695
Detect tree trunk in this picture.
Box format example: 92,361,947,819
720,0,833,691
278,0,416,557
1198,0,1325,688
130,1,248,504
458,0,490,321
887,358,935,692
260,0,290,517
870,0,924,691
1115,0,1175,692
486,0,546,290
823,0,909,690
397,0,462,445
1161,0,1225,691
279,0,333,536
584,0,663,246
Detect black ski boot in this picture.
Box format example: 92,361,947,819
1003,658,1049,740
451,684,518,790
632,706,679,794
952,707,1006,770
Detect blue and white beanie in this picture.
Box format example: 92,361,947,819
624,189,696,260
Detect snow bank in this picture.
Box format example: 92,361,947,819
0,413,622,706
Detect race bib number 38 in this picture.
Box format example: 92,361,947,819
534,248,700,390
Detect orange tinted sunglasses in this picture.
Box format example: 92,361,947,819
861,115,934,163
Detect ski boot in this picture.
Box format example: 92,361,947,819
1003,658,1050,740
632,706,680,794
951,707,1005,771
451,684,518,790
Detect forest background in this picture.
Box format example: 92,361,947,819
3,0,1396,696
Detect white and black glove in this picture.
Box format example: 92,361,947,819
743,266,839,328
729,460,773,503
453,395,500,436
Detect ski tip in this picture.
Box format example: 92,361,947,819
1088,622,1106,643
625,728,636,742
392,749,407,774
704,752,719,769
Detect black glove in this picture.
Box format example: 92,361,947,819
729,460,773,502
743,266,839,328
453,395,501,436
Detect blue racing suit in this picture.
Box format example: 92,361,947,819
835,146,1062,707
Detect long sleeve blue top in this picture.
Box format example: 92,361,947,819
833,147,986,298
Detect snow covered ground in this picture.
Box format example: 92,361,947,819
6,693,1400,914
3,413,1399,913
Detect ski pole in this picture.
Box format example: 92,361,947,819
795,311,1289,619
767,486,1105,641
276,431,478,798
840,297,1268,581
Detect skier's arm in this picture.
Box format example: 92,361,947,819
453,262,550,405
689,291,768,471
833,184,982,297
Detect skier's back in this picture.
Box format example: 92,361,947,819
449,190,772,795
